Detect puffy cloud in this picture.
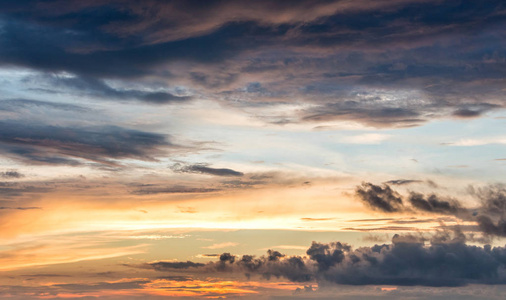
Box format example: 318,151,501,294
407,192,461,214
355,182,404,212
144,236,506,287
355,182,506,239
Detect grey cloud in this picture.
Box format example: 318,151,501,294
0,0,505,127
302,102,424,128
476,216,506,238
408,192,461,214
355,182,404,212
0,182,52,200
471,185,506,237
355,182,506,238
42,75,192,104
0,99,89,113
0,170,24,178
384,179,422,185
170,163,244,177
0,120,170,166
355,182,462,215
306,242,351,272
147,236,506,287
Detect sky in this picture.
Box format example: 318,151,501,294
0,0,506,298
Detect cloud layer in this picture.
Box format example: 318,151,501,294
143,236,506,287
0,0,504,126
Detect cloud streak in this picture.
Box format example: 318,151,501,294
170,163,244,177
0,120,171,166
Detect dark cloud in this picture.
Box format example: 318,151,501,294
0,0,504,126
0,170,24,178
0,16,274,78
0,120,170,166
384,179,422,185
302,103,424,128
0,99,88,113
355,182,404,212
0,182,51,200
470,185,506,237
355,182,463,216
170,163,244,177
355,182,506,239
39,74,192,104
407,192,461,214
145,236,506,287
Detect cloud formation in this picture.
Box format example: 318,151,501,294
0,170,24,178
170,163,244,177
0,0,504,126
145,236,506,287
0,120,171,166
355,182,404,212
355,182,506,238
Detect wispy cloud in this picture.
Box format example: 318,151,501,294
203,242,239,249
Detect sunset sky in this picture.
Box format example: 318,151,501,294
1,0,506,299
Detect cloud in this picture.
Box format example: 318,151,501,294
0,120,171,166
203,242,239,249
355,182,463,216
470,185,506,237
0,170,24,178
170,163,244,177
145,236,506,287
355,182,506,239
302,103,424,128
355,182,404,212
407,192,461,214
0,182,51,200
447,137,506,146
0,99,88,113
0,0,504,128
0,206,41,210
131,186,220,195
384,179,422,185
38,74,192,104
53,280,150,292
338,133,391,144
147,261,205,270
